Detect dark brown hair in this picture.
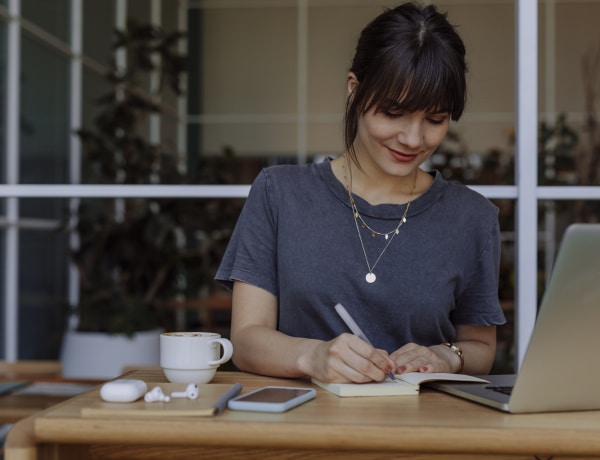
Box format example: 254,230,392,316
344,2,467,161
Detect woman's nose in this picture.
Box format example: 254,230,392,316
396,120,423,149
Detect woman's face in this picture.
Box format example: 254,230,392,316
354,104,450,179
349,75,451,180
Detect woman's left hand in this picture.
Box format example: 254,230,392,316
390,342,458,374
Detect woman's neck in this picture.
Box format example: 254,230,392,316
332,154,429,206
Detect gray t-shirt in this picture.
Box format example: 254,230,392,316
216,159,506,353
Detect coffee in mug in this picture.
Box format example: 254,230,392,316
160,332,233,384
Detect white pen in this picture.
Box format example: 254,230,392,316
334,303,396,382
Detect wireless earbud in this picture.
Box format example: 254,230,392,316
144,386,171,403
171,383,199,400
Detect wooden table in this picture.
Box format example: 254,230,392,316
5,369,600,459
0,392,76,425
0,361,100,424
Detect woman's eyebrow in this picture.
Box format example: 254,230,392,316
377,96,451,114
380,99,405,110
383,102,450,115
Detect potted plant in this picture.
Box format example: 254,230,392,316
60,19,243,378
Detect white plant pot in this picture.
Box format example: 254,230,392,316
60,329,161,379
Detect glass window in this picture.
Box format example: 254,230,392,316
19,34,69,187
22,0,70,43
540,1,600,187
493,198,516,373
18,221,69,359
538,199,600,296
82,1,114,64
191,7,298,158
128,0,150,24
306,5,377,158
441,3,515,186
14,4,71,360
80,5,187,185
156,2,186,174
81,66,109,147
0,20,6,187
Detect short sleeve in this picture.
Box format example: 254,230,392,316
453,220,506,326
215,170,279,296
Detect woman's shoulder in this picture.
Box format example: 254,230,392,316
254,160,330,188
424,172,499,229
438,174,497,210
261,160,325,177
244,161,333,212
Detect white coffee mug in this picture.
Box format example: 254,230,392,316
160,332,233,384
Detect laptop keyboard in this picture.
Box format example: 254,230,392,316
486,385,513,396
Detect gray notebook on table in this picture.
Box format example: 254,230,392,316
427,224,600,413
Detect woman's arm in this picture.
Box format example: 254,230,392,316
230,281,395,383
390,324,497,375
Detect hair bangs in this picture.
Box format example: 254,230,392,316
364,44,466,120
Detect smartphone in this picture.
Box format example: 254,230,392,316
227,386,316,413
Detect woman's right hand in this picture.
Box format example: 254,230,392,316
301,333,395,383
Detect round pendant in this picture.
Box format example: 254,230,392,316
365,272,376,283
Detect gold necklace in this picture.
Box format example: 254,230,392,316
343,157,416,284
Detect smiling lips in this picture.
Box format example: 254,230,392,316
388,147,419,163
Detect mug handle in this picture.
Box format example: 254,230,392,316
208,338,233,366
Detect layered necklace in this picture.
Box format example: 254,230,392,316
343,157,417,284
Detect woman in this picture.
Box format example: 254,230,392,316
216,2,505,384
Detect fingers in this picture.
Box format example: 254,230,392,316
390,343,452,374
346,336,395,380
318,334,394,383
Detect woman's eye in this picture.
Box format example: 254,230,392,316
383,110,404,119
428,117,447,125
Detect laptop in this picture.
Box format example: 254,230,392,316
427,223,600,413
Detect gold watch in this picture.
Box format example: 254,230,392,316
443,342,464,373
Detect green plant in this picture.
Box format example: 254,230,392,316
68,19,243,336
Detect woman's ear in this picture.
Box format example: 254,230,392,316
347,72,359,95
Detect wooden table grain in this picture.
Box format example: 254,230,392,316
0,361,100,424
5,369,600,459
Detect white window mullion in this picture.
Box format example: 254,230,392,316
542,0,558,280
3,0,21,361
115,0,126,220
515,0,538,369
0,184,252,198
177,0,188,173
150,0,161,147
296,0,308,165
69,0,83,186
68,0,83,321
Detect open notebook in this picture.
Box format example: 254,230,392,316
313,373,488,397
427,224,600,413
